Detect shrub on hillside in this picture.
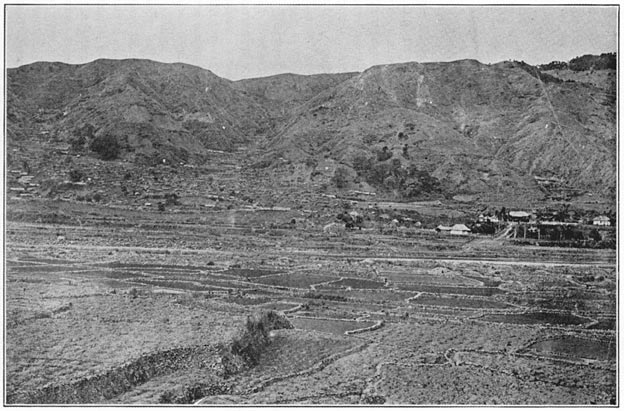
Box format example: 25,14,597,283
304,157,318,168
362,134,378,144
69,134,86,152
537,60,569,71
164,193,180,206
352,154,374,173
376,146,393,162
68,168,84,182
514,60,562,83
569,53,616,71
351,153,441,198
402,144,410,159
70,124,96,152
332,166,350,188
89,134,121,160
230,310,292,365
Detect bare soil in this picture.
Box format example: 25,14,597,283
5,196,616,405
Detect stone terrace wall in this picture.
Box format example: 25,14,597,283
8,344,222,404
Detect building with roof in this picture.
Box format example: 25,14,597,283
593,216,611,226
508,211,530,222
450,224,471,235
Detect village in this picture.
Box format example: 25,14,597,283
322,198,616,250
7,151,616,252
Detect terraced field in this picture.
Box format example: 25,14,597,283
4,198,617,405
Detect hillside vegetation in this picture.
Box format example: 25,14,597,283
266,59,615,201
6,54,616,203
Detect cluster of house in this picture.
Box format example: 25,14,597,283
435,224,471,236
434,209,612,237
483,210,612,226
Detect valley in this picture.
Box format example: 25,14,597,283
4,53,617,405
5,147,616,405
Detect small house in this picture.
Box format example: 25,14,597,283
479,214,500,224
450,224,471,235
508,211,530,222
593,216,611,226
435,225,452,232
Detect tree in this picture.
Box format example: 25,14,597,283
332,166,350,189
164,193,180,206
352,154,373,173
68,168,84,182
589,229,601,242
402,144,410,159
376,146,393,162
89,133,121,160
69,134,86,152
71,124,96,152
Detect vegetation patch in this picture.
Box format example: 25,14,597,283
412,295,511,309
101,270,147,280
351,155,443,199
252,273,335,288
230,310,293,365
524,336,615,361
221,268,284,278
461,275,502,287
341,289,413,303
587,318,616,331
18,257,78,265
301,292,349,302
221,296,274,306
289,317,376,335
258,302,301,312
7,345,222,404
390,275,479,286
129,278,237,292
396,284,505,296
8,265,83,274
479,312,591,326
107,263,210,271
319,277,386,290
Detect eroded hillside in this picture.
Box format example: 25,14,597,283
7,59,274,160
265,59,616,202
6,55,616,205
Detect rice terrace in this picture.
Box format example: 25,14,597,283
4,5,618,406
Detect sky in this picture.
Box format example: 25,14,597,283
5,5,618,80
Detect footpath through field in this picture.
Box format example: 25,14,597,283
8,241,614,268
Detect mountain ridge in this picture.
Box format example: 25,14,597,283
6,54,616,204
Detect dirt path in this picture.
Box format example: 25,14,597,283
361,256,614,268
7,241,613,268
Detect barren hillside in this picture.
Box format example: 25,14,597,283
233,72,357,120
6,55,616,205
7,59,274,160
265,59,616,202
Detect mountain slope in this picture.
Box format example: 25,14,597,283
233,72,357,113
7,59,275,160
265,59,616,201
6,56,616,205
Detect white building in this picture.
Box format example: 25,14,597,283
593,216,611,226
450,224,471,236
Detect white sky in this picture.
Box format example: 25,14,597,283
4,5,618,80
